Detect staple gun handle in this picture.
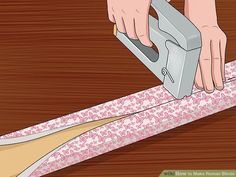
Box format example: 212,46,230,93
151,0,201,50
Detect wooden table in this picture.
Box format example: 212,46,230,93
0,0,235,176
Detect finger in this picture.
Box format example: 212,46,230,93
123,17,138,39
211,40,224,90
107,0,115,23
195,64,204,90
114,16,126,33
134,14,152,47
220,34,227,81
108,13,115,23
199,39,214,93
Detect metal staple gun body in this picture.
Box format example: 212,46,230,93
113,0,202,99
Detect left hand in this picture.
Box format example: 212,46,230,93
184,0,227,93
194,25,227,93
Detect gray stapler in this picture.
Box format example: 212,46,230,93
113,0,202,99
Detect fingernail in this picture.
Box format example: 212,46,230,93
205,86,214,94
215,83,224,91
195,84,204,91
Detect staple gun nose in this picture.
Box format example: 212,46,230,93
114,0,202,99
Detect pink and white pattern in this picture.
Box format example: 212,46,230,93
0,60,236,177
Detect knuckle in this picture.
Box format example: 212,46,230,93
127,33,137,39
135,9,140,14
111,6,115,13
121,9,126,14
201,58,211,61
135,10,148,15
137,33,147,38
135,8,147,14
212,57,221,61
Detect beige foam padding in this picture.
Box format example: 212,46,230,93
0,116,122,177
113,24,117,36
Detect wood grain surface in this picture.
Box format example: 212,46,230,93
0,0,235,176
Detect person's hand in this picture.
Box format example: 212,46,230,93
185,0,227,93
107,0,153,47
194,25,227,92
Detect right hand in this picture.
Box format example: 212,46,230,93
107,0,153,47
